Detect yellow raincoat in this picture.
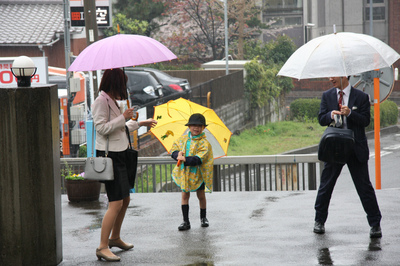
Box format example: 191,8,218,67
171,132,214,192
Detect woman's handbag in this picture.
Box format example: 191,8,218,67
84,108,114,181
84,156,114,181
318,126,355,164
125,126,138,188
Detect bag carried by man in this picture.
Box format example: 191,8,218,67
318,116,355,164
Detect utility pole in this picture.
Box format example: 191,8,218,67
84,0,99,98
224,0,228,75
63,0,71,92
63,0,73,157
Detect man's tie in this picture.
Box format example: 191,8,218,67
337,90,346,128
338,90,344,110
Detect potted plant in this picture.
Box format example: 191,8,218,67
62,163,101,202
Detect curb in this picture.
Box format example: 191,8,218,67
283,125,400,155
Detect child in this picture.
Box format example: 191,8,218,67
171,113,214,231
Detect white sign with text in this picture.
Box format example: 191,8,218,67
0,57,48,86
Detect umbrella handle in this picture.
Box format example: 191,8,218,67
127,100,139,121
177,150,184,166
132,112,139,121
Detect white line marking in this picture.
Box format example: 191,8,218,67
384,144,400,150
370,151,393,158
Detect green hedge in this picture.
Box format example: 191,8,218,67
367,100,399,130
290,98,398,130
290,98,321,121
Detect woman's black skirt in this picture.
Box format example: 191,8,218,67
96,149,130,202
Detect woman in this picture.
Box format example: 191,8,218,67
92,68,157,262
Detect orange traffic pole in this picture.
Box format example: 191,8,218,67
373,70,381,189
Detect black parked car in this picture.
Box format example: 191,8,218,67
125,69,188,105
125,70,164,105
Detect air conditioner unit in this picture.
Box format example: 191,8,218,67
70,105,85,121
70,77,80,93
71,129,86,145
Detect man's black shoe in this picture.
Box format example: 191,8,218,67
370,226,382,238
178,221,191,231
201,218,209,227
313,222,325,234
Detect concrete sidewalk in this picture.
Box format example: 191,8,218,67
59,188,400,265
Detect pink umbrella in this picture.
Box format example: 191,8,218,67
68,34,177,72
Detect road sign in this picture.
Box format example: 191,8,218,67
70,6,110,27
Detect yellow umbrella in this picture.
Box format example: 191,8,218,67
150,98,232,158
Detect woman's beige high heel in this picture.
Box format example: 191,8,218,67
109,237,134,250
96,247,121,262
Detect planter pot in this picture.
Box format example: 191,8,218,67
65,179,101,202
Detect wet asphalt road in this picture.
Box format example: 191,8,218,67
59,128,400,265
60,188,400,265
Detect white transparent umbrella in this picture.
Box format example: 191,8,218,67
277,32,400,80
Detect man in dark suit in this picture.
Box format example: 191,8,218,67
314,76,382,238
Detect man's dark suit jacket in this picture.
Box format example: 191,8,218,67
318,86,370,163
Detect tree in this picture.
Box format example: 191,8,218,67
102,14,148,36
153,0,262,60
224,0,262,59
244,34,296,65
244,35,296,107
113,0,168,36
162,0,225,60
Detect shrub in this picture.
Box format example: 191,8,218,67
290,98,321,121
243,35,296,108
79,145,87,158
367,100,399,130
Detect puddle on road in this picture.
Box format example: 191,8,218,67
316,240,382,265
67,200,103,210
264,196,279,202
184,263,214,266
250,208,265,219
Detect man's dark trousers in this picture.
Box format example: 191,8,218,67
315,155,382,227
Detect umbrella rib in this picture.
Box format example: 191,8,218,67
164,106,191,120
355,37,399,67
298,43,323,79
298,36,339,79
335,36,348,77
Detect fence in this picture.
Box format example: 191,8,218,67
189,70,244,109
60,155,322,194
135,69,244,119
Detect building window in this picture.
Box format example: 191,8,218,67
365,0,386,21
265,0,303,9
267,16,302,26
285,16,302,25
263,0,303,26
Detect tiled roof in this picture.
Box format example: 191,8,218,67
0,0,82,45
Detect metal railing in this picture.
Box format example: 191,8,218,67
60,155,322,194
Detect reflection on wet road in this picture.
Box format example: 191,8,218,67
60,189,400,265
